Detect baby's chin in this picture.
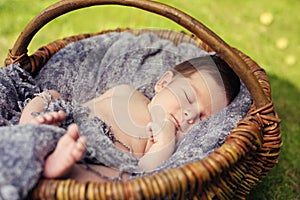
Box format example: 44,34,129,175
175,131,186,142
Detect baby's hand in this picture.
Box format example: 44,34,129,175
141,106,176,171
146,106,176,144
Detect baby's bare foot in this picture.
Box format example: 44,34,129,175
30,110,66,126
43,124,87,178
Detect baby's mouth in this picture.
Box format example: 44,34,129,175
170,114,181,130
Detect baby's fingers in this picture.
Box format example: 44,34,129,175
146,122,161,139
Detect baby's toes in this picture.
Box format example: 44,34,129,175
51,112,63,125
57,110,66,121
35,115,46,124
71,137,87,161
52,111,65,124
44,113,55,123
77,137,87,152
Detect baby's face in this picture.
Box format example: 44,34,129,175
150,69,227,141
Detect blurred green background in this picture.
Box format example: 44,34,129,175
0,0,299,199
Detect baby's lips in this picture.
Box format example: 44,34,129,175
169,114,180,130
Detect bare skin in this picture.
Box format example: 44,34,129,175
44,123,87,178
29,111,123,182
19,64,228,179
28,111,87,179
29,110,66,126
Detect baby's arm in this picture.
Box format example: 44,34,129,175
138,116,176,171
19,90,62,124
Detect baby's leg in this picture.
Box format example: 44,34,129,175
29,110,66,126
43,124,87,178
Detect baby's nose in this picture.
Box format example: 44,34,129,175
184,109,197,124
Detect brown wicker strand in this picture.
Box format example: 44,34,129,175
182,164,200,199
168,168,187,200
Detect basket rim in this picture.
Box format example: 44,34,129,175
2,0,282,198
27,28,281,199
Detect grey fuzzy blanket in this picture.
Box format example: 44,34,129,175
0,32,251,199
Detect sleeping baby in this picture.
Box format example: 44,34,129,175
19,55,240,181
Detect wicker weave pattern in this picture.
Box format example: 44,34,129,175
4,0,281,199
19,29,279,200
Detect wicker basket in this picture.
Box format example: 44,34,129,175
5,0,281,199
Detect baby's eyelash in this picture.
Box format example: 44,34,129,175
184,91,191,103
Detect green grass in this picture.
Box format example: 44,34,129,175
0,0,299,199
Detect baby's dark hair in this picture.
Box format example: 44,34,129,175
172,55,240,103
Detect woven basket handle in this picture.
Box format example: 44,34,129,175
9,0,269,108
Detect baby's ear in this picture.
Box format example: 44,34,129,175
154,71,174,92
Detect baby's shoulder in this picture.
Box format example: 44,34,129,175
100,84,134,99
114,84,146,97
113,84,150,105
113,84,135,92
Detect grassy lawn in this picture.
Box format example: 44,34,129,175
0,0,299,199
